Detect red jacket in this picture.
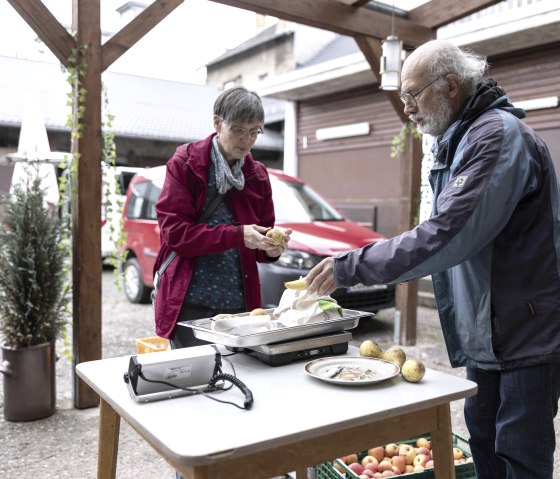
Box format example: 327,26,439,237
153,134,276,338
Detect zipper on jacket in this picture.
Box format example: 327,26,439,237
527,300,536,316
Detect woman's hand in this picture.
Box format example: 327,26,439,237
243,225,292,256
306,257,337,296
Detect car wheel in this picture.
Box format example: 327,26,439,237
123,257,152,304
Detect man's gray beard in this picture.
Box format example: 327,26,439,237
416,98,455,136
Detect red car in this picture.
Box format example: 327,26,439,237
121,166,395,313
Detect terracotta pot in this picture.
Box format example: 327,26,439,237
1,340,56,421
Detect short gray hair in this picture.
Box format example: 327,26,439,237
426,44,488,95
213,86,265,124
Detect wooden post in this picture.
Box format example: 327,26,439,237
72,0,103,408
395,128,423,345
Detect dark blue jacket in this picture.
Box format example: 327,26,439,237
334,79,560,369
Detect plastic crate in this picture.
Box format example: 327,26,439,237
135,336,170,354
316,433,476,479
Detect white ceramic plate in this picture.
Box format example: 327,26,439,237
305,356,400,386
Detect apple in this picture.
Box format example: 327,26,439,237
401,359,426,383
383,346,406,367
344,453,359,465
378,460,393,472
361,470,375,478
391,465,402,475
405,465,414,473
398,444,416,465
381,471,396,477
413,465,425,472
385,443,400,458
391,455,406,473
416,446,431,458
333,460,345,473
453,447,464,460
359,340,384,358
416,437,431,449
365,463,379,473
368,446,385,463
266,228,284,245
413,454,428,468
362,455,379,467
348,462,365,475
425,460,434,469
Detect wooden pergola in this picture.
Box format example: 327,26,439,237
7,0,502,408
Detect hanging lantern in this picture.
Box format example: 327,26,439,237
379,35,403,91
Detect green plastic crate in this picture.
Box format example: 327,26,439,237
316,433,476,479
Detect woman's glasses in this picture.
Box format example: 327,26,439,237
221,119,263,141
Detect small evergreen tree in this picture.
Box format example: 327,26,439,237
0,169,70,348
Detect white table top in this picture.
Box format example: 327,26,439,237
76,346,477,469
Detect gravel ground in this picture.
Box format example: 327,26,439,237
1,269,559,478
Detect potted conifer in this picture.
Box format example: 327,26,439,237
0,168,70,421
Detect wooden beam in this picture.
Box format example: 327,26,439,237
333,0,370,6
354,35,409,124
102,0,184,71
72,0,103,409
7,0,76,67
211,0,434,47
395,129,423,345
409,0,502,29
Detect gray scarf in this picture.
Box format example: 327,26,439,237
211,136,245,195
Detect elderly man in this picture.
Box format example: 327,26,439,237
307,40,560,479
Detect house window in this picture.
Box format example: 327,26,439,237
223,76,241,90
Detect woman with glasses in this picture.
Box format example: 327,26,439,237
153,86,291,351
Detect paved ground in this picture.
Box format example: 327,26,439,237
1,269,559,478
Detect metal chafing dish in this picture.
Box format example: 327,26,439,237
179,308,373,366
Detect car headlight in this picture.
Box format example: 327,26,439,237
275,249,323,270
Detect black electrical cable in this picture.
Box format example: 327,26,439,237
137,355,253,410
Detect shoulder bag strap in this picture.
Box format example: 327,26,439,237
153,193,225,293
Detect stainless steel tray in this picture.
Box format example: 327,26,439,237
179,308,372,348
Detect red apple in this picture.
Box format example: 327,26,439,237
416,437,431,449
416,446,431,458
453,447,464,460
362,470,375,478
365,463,379,473
381,471,396,477
349,462,365,475
425,460,434,469
391,455,406,474
413,454,428,468
391,465,402,475
362,455,379,467
385,443,399,458
398,444,416,465
378,460,393,472
345,453,359,464
368,446,386,463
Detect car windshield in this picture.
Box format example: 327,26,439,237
271,176,343,223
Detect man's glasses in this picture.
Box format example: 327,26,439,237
221,119,263,141
400,74,447,107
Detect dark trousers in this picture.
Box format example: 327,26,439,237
465,363,560,479
170,303,246,349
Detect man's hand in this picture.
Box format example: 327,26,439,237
307,257,337,296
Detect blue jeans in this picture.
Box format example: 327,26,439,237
465,363,560,479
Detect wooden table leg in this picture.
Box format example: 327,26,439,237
98,397,121,479
430,403,455,479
